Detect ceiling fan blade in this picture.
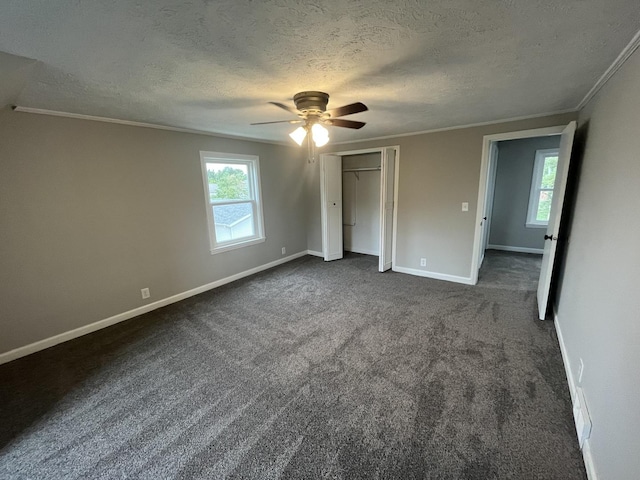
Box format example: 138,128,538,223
250,119,302,125
269,102,301,115
326,102,368,118
326,118,366,129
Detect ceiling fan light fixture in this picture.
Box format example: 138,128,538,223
311,123,329,147
289,126,307,146
260,92,367,155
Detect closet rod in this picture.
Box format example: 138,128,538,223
342,167,381,172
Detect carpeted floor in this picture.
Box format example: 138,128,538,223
0,253,585,479
477,250,542,291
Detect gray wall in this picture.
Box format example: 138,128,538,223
555,47,640,479
342,153,381,255
307,112,577,278
488,136,561,250
0,110,307,354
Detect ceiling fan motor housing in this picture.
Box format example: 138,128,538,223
293,91,329,115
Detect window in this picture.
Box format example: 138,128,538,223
200,152,265,253
526,148,559,228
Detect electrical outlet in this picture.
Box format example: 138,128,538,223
141,288,150,299
282,247,286,255
420,258,427,267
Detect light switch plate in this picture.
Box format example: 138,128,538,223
462,202,469,211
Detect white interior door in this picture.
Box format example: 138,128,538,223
321,154,343,261
537,121,577,319
379,148,396,272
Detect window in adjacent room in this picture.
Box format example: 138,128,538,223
200,152,265,254
526,148,559,228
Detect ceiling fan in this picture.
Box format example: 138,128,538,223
251,91,368,149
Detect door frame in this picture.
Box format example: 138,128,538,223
479,141,499,266
319,145,400,268
470,126,566,284
379,147,396,272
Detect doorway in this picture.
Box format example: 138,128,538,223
342,152,382,256
471,123,577,319
476,135,561,292
485,136,562,251
319,146,399,272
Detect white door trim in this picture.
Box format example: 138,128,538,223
391,146,400,270
470,125,566,284
479,141,499,266
320,145,400,269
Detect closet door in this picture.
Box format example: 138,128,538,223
321,154,343,261
379,148,395,272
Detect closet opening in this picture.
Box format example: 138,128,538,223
320,146,398,272
342,152,382,258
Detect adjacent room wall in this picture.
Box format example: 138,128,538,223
488,136,561,251
342,152,381,256
308,112,577,280
0,110,307,355
554,46,640,480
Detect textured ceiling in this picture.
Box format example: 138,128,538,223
1,0,639,143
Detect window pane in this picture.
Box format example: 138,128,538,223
536,191,553,222
540,156,558,188
206,163,250,202
212,202,255,242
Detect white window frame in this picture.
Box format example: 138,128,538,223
200,151,265,254
526,148,559,228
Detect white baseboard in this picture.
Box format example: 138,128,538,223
582,439,598,480
306,249,323,258
554,309,577,402
554,309,598,480
487,244,544,254
0,250,310,365
393,265,474,285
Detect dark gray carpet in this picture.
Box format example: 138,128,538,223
478,250,542,291
0,253,585,479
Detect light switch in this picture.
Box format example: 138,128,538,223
462,202,469,212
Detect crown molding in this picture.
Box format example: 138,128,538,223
15,104,575,148
576,28,640,110
331,108,577,145
11,106,290,146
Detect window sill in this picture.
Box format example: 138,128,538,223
210,236,265,255
525,223,548,229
